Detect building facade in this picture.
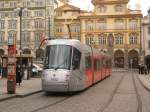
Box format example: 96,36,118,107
143,9,150,66
81,0,143,68
0,0,55,59
54,3,80,40
55,0,143,68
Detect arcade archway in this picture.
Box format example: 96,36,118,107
0,49,4,57
145,55,150,67
114,50,124,68
128,50,139,68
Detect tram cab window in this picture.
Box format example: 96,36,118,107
72,48,81,70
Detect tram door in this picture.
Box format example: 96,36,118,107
85,55,93,87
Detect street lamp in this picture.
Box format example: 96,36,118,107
48,16,51,38
15,7,27,71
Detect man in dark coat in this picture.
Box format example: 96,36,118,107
16,64,22,85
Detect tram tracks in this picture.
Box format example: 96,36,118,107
30,94,73,112
29,72,143,112
98,71,143,112
98,73,125,112
132,72,142,112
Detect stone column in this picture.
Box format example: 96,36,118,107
139,50,145,64
124,50,128,69
107,33,114,67
124,44,129,69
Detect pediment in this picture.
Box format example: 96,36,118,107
55,3,80,11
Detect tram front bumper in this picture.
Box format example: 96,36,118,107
42,81,69,92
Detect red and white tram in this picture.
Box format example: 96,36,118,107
41,39,112,92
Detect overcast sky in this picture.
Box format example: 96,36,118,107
69,0,150,16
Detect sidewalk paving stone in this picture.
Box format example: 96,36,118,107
138,74,150,91
0,78,42,101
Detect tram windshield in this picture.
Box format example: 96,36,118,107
44,45,81,70
44,45,72,70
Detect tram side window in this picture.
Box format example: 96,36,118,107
108,59,112,68
85,56,91,69
103,60,106,67
72,48,81,70
94,59,99,71
106,60,109,67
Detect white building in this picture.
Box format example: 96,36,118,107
0,0,55,59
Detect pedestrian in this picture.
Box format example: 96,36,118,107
144,65,148,75
147,65,150,74
138,64,141,74
16,64,22,86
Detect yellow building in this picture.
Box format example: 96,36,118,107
54,3,81,40
55,0,142,68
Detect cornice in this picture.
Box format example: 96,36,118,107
92,0,129,5
79,14,142,19
143,23,150,26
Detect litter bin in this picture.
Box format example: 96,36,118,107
7,80,15,94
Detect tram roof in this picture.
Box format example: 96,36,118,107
46,39,91,52
46,39,109,56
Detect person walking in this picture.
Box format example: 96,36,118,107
16,64,22,86
144,65,148,75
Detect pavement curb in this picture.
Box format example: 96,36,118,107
138,75,150,91
0,90,42,102
0,94,16,102
16,90,43,98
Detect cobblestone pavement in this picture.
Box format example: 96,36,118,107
0,71,149,112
